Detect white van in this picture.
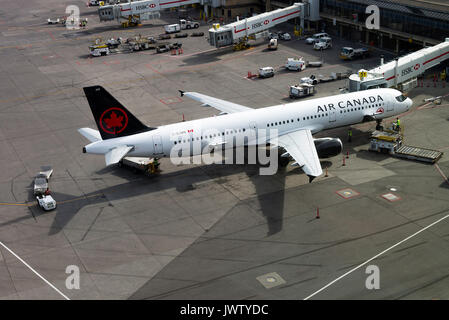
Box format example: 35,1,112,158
258,67,274,78
305,32,330,44
165,24,181,34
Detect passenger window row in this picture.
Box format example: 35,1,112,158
339,103,384,113
266,112,329,127
174,128,246,144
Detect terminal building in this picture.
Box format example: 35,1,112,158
265,0,449,53
210,0,449,53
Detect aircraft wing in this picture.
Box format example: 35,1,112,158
180,91,252,114
105,145,133,166
274,129,323,182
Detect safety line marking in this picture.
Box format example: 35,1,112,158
303,213,449,300
0,241,70,300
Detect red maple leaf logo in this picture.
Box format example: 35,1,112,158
104,112,123,129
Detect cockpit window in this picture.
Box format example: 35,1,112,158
395,94,407,102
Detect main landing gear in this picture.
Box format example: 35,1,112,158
278,154,290,167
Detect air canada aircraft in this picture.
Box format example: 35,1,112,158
79,86,412,182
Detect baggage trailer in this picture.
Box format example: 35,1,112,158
118,157,160,174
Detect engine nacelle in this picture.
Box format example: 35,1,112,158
314,138,343,158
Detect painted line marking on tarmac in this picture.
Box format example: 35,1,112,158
0,193,104,207
434,163,449,187
0,202,28,206
303,212,449,300
0,241,70,300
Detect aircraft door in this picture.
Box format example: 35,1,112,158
329,109,336,122
152,135,163,154
387,99,393,112
249,121,257,135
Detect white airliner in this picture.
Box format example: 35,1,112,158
79,86,412,182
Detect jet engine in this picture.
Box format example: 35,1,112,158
314,138,343,158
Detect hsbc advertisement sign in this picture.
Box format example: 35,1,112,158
401,63,421,77
251,19,271,30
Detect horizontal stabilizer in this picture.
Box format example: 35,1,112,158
78,128,102,142
105,145,133,166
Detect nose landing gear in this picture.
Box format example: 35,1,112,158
376,119,384,131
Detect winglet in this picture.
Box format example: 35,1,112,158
179,90,185,97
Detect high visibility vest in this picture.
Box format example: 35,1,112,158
397,119,400,126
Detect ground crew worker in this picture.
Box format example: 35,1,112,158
153,158,160,172
348,128,352,142
396,117,400,130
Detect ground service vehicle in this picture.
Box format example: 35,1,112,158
300,75,319,85
278,32,291,40
305,32,329,44
289,83,315,98
36,195,56,211
165,24,181,33
285,58,306,71
33,167,53,195
180,19,199,29
313,37,332,50
268,38,278,50
90,44,110,56
259,67,274,78
340,47,370,60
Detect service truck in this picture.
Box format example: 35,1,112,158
268,38,278,50
289,83,315,98
285,58,306,71
164,24,181,33
340,47,370,60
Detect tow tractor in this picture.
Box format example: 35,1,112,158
179,19,199,30
36,194,57,211
369,124,443,163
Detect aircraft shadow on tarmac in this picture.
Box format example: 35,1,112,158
19,145,332,236
179,41,269,66
42,152,309,236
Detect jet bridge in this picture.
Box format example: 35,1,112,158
349,38,449,92
208,1,320,48
98,0,218,25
